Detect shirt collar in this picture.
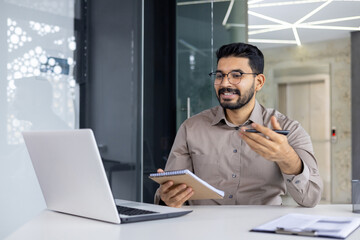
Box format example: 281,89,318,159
211,106,226,126
211,101,264,127
248,100,264,126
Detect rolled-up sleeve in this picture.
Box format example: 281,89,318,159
282,121,323,207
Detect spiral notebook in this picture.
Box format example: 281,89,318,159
149,169,225,200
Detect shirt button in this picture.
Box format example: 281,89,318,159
295,180,300,184
229,195,233,199
232,174,236,178
233,149,237,153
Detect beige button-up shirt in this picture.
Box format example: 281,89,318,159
155,101,323,207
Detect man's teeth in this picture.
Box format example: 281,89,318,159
224,92,233,95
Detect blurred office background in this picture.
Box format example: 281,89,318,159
1,0,360,238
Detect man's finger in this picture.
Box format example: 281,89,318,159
241,130,276,154
159,180,174,194
240,127,272,147
270,116,282,130
169,187,193,204
168,189,194,208
166,184,188,199
250,122,282,142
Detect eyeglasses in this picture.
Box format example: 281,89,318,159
209,71,259,85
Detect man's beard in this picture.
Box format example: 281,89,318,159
217,82,255,110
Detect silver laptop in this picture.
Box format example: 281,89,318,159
22,129,191,224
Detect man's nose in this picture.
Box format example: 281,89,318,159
219,74,232,86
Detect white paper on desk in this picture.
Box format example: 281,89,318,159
251,213,360,239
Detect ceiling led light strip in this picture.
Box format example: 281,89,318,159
295,0,333,25
249,25,289,29
248,26,290,35
250,0,331,8
248,11,290,25
249,39,297,44
222,0,235,26
292,27,301,45
248,0,264,4
226,23,246,28
305,16,360,25
298,25,360,30
249,0,360,8
177,0,229,6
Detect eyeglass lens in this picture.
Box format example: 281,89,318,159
212,71,242,84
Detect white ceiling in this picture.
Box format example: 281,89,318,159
247,0,360,48
177,0,360,49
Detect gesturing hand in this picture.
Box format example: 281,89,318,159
157,168,194,208
239,116,302,175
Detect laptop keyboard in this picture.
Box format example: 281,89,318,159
117,205,158,216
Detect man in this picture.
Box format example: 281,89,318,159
154,42,322,208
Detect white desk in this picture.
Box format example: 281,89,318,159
6,204,360,240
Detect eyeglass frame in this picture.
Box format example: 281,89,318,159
209,70,259,85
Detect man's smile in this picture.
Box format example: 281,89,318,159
218,88,240,100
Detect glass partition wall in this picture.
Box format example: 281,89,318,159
176,0,247,127
0,0,80,238
0,1,248,235
142,0,247,203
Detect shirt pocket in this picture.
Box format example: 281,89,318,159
191,154,220,185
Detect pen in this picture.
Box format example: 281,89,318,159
275,227,317,236
244,129,290,135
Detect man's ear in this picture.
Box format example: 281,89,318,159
255,74,265,91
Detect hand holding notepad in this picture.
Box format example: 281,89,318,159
149,169,225,200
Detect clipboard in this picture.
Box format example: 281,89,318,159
251,213,360,239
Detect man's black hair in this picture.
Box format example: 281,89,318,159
216,42,264,74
